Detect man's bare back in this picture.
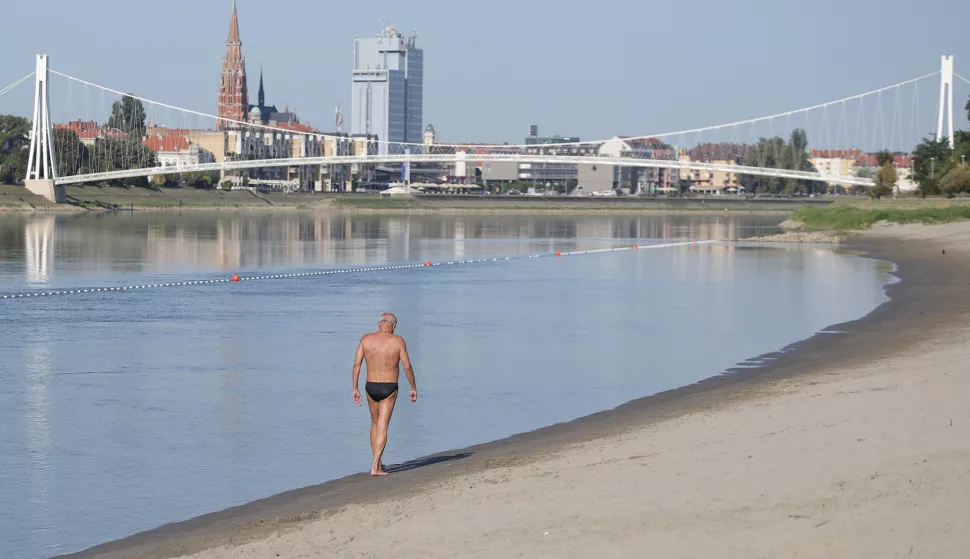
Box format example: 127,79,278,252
359,332,409,383
352,313,417,476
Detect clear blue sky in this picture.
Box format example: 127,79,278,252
4,0,969,144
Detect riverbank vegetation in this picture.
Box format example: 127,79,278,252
737,129,826,195
793,203,970,230
909,98,970,198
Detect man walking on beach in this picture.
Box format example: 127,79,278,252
352,313,418,476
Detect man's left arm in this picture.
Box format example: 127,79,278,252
400,339,417,403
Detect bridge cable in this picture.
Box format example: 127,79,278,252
47,68,941,151
0,72,34,97
616,72,941,144
909,79,921,148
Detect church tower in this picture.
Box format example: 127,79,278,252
217,0,248,129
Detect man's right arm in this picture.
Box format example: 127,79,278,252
352,338,365,405
400,338,417,403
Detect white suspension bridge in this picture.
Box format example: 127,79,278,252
2,53,968,202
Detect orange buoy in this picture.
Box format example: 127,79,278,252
632,244,638,249
424,260,432,266
232,275,240,282
555,251,562,257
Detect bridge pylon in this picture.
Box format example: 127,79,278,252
24,54,65,203
937,55,956,148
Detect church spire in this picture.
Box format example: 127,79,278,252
258,65,265,107
218,0,248,129
228,0,241,44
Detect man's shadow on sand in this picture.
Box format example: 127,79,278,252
384,452,472,474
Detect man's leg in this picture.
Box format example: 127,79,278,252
366,394,381,470
371,391,399,476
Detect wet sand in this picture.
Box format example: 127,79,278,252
60,222,970,559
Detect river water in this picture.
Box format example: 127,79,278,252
0,212,891,558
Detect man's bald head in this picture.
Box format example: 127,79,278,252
378,313,398,332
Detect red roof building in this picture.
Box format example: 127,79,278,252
144,126,192,138
143,136,191,153
54,121,127,144
812,148,912,168
273,122,316,134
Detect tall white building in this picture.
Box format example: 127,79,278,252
352,25,424,154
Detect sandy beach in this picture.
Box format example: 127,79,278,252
63,222,970,559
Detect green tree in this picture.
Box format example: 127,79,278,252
953,130,970,172
912,135,953,197
872,163,897,199
0,115,31,183
182,171,217,189
1,150,28,184
0,115,30,152
940,167,970,198
917,177,941,198
740,137,785,194
106,95,147,139
122,175,150,187
88,136,157,175
52,128,88,177
150,174,178,188
738,129,821,194
874,150,894,167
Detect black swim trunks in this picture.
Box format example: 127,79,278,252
365,382,399,403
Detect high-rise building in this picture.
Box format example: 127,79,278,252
351,25,424,154
217,0,248,129
525,128,581,146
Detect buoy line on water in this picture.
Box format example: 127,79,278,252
0,239,715,301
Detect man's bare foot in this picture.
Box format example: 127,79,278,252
370,469,388,477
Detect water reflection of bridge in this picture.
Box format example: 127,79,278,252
21,214,756,276
22,217,58,508
24,217,55,285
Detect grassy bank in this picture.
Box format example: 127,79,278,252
9,183,970,224
60,185,336,210
0,184,60,209
793,202,970,230
0,181,854,213
15,184,940,216
2,184,827,213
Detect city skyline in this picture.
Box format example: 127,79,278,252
4,0,970,145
